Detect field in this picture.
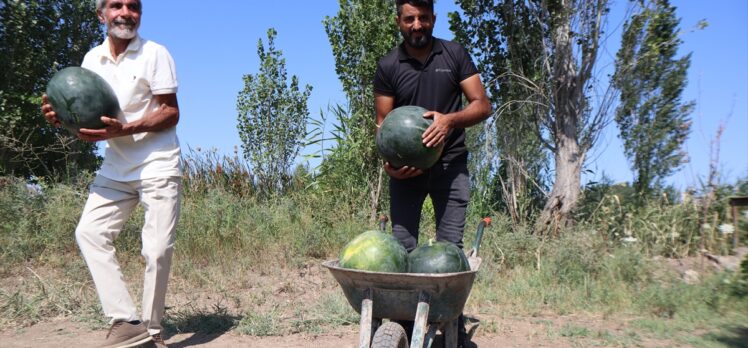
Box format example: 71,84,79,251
1,173,747,347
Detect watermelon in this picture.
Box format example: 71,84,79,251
376,105,444,170
407,239,470,274
339,230,408,273
45,67,121,132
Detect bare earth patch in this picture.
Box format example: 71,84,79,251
0,313,684,348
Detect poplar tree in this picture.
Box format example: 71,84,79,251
321,0,399,219
613,0,694,199
236,28,313,195
451,0,616,234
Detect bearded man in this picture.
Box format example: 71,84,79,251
41,1,180,347
373,0,491,346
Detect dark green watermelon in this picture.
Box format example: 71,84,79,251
407,239,470,274
376,105,444,170
46,67,121,132
339,230,408,273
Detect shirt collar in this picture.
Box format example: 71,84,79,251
96,35,143,61
397,37,443,62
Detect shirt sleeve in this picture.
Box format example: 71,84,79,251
149,45,178,95
373,61,395,96
457,44,479,82
81,50,95,70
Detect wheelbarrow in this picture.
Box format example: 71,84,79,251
322,217,490,348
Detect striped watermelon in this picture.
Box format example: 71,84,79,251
339,230,407,273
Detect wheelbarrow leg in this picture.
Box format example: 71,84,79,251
359,288,375,348
423,325,438,348
443,318,458,348
410,291,431,348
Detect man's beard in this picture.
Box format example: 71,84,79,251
108,18,138,39
401,28,433,49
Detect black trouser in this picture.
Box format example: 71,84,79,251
389,159,469,252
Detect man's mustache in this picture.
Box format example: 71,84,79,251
113,18,136,26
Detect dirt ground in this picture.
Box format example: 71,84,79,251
3,250,746,348
0,311,686,348
0,316,656,348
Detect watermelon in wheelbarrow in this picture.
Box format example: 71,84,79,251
323,218,491,348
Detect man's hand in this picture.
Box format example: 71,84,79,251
41,95,61,128
422,111,451,147
78,116,125,142
384,162,423,180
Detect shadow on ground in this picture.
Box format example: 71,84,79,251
160,308,242,348
706,325,748,348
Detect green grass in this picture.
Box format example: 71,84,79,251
289,293,360,334
236,308,284,336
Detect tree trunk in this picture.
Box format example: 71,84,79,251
537,134,583,235
535,2,586,235
505,156,527,225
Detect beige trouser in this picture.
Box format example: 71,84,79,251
76,175,181,335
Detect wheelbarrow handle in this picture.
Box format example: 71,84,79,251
470,217,491,257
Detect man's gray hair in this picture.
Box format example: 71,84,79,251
95,0,142,12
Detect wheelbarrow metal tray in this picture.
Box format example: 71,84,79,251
322,257,482,323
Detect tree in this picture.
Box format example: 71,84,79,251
450,0,616,234
532,0,616,234
236,28,312,195
321,0,399,220
449,0,549,225
613,0,693,200
0,0,102,179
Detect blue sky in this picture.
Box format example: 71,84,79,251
132,0,746,190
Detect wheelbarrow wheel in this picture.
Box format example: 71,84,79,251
371,321,408,348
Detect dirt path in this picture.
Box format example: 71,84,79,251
1,315,682,348
0,318,512,348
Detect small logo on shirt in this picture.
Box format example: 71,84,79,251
435,68,452,73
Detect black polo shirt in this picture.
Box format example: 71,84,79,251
373,37,479,163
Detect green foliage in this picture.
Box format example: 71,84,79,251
309,104,383,221
181,146,254,198
0,0,102,179
319,0,399,219
451,0,616,231
449,0,549,224
323,0,398,113
734,254,748,297
613,0,694,199
578,177,748,257
0,175,88,263
236,28,312,196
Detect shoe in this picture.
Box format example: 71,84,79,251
101,320,152,348
151,333,168,348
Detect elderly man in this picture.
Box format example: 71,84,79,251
41,0,180,347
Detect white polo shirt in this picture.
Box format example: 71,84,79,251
81,36,181,181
